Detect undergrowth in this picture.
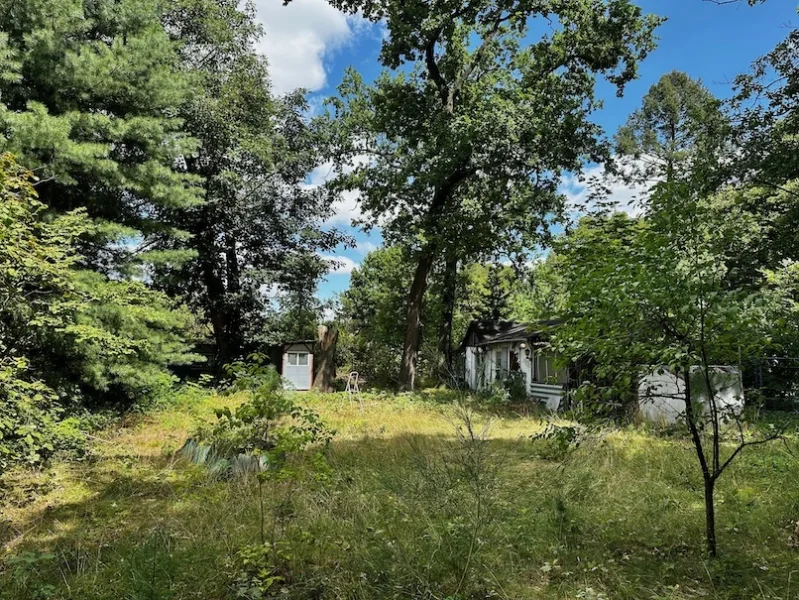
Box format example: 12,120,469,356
1,389,798,599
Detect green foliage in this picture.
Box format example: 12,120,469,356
507,255,569,323
731,21,799,192
502,371,528,403
192,355,334,476
457,262,518,324
339,246,531,386
554,202,776,411
615,71,726,186
0,153,199,468
0,0,202,265
324,0,663,250
0,358,68,469
152,2,345,366
228,542,287,599
338,246,422,385
531,423,583,461
317,0,662,387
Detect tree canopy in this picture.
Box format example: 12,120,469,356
316,0,662,388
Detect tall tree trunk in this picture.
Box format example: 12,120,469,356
313,325,338,392
397,165,475,391
436,254,458,382
224,230,242,358
704,476,717,557
202,264,230,372
196,205,232,373
398,247,436,390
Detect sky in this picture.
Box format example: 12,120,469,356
252,0,798,301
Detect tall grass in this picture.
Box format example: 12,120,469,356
1,389,798,599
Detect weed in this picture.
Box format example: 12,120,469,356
2,389,799,600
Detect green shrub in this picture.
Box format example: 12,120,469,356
0,357,99,470
503,371,528,402
531,422,583,461
476,381,511,407
186,354,334,477
0,153,201,469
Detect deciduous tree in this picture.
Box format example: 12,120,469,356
152,1,345,367
313,0,662,389
554,181,788,556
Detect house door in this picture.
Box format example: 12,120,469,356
284,351,312,390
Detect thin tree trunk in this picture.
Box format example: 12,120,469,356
683,366,717,556
436,254,458,382
398,247,436,390
704,476,717,557
313,325,338,392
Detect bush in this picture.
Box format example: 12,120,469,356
185,354,334,478
530,422,583,461
0,358,90,470
0,153,200,469
503,371,528,402
476,381,511,407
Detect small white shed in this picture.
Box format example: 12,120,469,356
638,366,744,425
282,341,315,391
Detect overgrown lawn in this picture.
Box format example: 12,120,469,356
1,390,797,599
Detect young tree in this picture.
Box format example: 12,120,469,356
313,0,662,389
554,183,787,556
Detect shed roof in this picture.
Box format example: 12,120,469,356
459,319,561,350
282,340,316,351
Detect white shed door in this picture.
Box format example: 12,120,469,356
284,351,312,390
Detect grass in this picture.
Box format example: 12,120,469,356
1,388,799,599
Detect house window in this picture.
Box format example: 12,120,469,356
287,353,298,366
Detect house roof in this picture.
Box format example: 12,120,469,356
458,319,561,350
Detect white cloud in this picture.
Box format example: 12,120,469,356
253,0,362,95
319,254,359,274
306,156,374,226
354,240,378,255
327,189,363,226
561,160,653,218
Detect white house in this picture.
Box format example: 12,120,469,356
460,320,567,410
460,320,745,419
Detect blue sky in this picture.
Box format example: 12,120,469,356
253,0,798,301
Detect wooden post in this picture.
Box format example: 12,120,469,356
312,325,338,392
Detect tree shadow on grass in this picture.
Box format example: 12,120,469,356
1,430,796,600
